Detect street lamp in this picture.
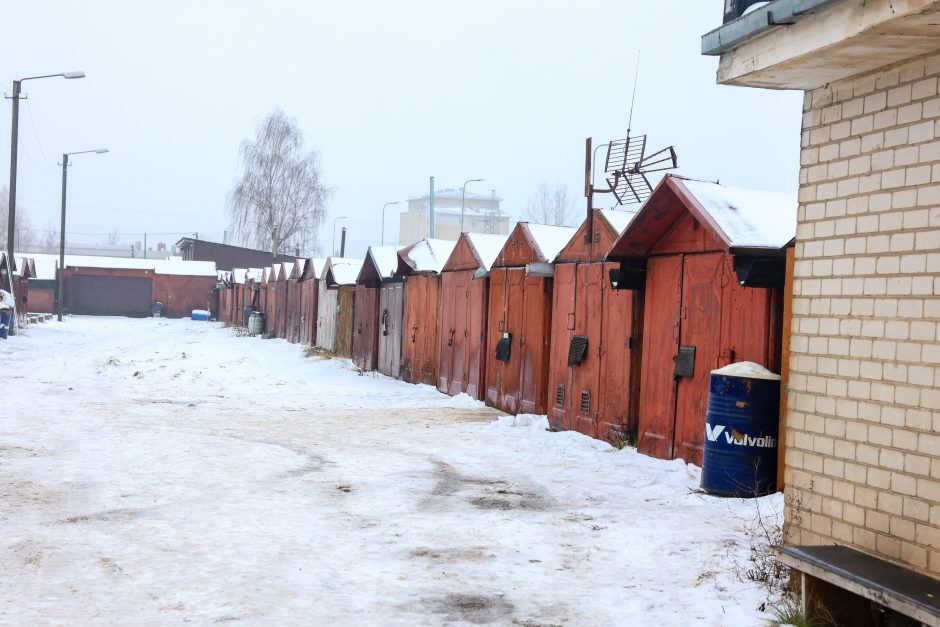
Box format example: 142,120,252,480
332,216,347,256
6,71,85,286
381,201,399,246
58,148,108,321
460,178,484,233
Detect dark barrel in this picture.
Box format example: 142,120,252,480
701,362,780,497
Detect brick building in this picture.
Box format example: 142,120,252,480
704,0,940,622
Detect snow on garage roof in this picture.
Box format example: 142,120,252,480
25,253,217,279
368,245,401,279
598,208,636,235
466,233,510,271
525,224,577,262
326,257,364,286
402,238,457,274
680,178,796,250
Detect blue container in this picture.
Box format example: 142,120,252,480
0,311,9,339
191,309,210,321
701,363,780,497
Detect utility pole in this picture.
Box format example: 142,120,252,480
339,227,347,258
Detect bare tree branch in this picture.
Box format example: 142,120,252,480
227,109,329,258
522,181,577,226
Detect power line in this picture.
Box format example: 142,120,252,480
23,99,56,171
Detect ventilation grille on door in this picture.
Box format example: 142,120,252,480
673,345,696,380
555,384,565,408
567,336,588,366
580,390,591,414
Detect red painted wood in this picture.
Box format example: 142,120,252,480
401,275,441,386
519,274,551,415
466,272,488,400
438,271,458,393
352,284,380,371
485,268,508,410
649,211,724,256
299,278,318,345
596,262,642,443
673,252,724,465
547,263,577,431
637,255,682,460
555,210,622,263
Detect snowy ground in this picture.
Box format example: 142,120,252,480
1,317,783,625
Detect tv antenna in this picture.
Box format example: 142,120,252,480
596,52,678,205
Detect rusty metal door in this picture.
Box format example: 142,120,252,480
568,264,600,435
465,272,488,401
353,285,379,371
449,270,471,396
596,261,642,444
299,279,318,345
316,282,337,351
402,275,440,386
335,288,356,358
378,282,404,378
670,253,726,464
637,255,683,460
438,272,458,394
276,281,289,338
519,273,552,415
548,263,576,431
485,268,508,410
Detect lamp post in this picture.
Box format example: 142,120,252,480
460,178,483,233
58,148,108,321
381,201,399,246
332,216,347,256
6,71,85,288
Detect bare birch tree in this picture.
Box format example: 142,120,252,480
522,181,577,226
0,186,35,251
228,109,329,258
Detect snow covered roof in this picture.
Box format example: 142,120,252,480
407,189,503,203
325,257,364,286
368,245,401,279
598,208,636,235
679,179,796,249
466,233,509,271
303,258,326,280
401,238,457,274
25,253,217,279
525,224,577,263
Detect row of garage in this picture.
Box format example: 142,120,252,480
217,174,796,467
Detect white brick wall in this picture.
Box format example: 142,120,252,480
790,52,940,576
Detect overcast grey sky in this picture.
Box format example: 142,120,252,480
2,1,801,259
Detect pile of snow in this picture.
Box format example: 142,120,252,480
712,361,781,380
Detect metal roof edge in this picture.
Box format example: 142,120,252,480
701,0,839,56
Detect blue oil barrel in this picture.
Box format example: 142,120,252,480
701,362,781,497
0,311,9,339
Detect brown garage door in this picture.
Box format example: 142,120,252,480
70,275,153,317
